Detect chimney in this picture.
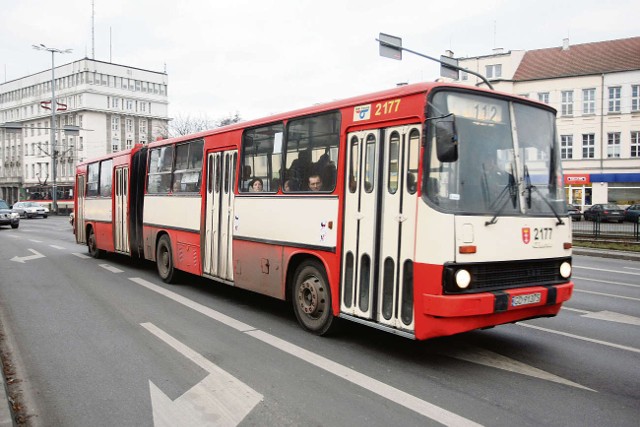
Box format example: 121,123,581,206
492,47,504,54
444,49,454,58
562,38,570,50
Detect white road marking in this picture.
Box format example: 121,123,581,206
581,311,640,326
130,277,482,427
10,249,45,263
562,307,590,314
574,289,640,302
563,307,640,325
573,265,640,277
442,344,594,391
50,245,65,250
29,239,43,243
573,275,640,289
99,264,124,273
72,253,91,259
519,324,640,354
142,323,262,427
247,329,482,426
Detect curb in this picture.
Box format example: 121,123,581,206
572,247,640,261
0,362,13,427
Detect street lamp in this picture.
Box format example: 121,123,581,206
32,43,72,214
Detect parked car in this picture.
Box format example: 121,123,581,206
567,204,581,221
624,204,640,222
0,199,20,229
582,203,625,223
11,201,49,218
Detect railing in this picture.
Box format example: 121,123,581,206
572,216,640,241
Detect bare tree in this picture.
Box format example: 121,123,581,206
166,112,243,138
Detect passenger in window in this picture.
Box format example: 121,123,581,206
249,178,263,192
308,175,323,191
284,179,300,192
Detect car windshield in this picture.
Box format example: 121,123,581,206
424,90,565,218
0,201,9,209
603,204,621,209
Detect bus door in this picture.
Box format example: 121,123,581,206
203,150,237,282
341,126,420,331
75,174,86,244
376,126,420,330
114,166,129,254
341,130,380,319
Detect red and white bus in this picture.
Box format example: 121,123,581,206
74,82,574,340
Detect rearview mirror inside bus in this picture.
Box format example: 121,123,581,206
435,117,458,162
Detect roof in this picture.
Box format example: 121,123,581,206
513,36,640,81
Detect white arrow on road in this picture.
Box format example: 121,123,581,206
10,249,45,263
142,322,263,427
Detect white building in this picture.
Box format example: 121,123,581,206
0,58,169,207
451,36,640,209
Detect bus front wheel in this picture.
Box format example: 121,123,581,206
156,235,177,284
292,260,336,335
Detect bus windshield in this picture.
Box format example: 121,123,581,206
424,90,566,218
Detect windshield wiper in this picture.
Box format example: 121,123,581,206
524,165,565,226
485,165,517,226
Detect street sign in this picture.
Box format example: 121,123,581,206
378,33,402,60
440,55,460,80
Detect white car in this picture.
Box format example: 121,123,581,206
12,201,49,218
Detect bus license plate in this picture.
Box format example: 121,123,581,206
511,292,542,307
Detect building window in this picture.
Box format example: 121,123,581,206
112,97,119,109
631,131,640,158
139,119,147,134
125,139,133,150
561,135,573,159
460,72,468,81
582,134,595,159
538,92,549,104
111,139,120,153
582,88,596,115
112,117,120,131
561,91,573,116
485,64,502,79
607,132,620,158
126,119,133,132
632,85,640,112
608,87,621,113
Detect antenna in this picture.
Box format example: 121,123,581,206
493,20,497,48
92,0,95,59
110,26,112,62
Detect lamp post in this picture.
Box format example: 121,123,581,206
32,44,72,214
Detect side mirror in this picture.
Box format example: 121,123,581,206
435,117,458,162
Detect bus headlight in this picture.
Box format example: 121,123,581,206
455,269,472,289
560,261,572,279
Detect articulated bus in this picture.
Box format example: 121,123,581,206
74,82,574,340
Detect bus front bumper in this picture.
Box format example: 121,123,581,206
421,282,574,317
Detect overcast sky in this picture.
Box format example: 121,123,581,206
1,0,638,122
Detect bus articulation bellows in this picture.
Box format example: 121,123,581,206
74,82,573,340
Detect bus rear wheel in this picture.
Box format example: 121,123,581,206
156,235,177,284
292,260,335,335
87,227,103,258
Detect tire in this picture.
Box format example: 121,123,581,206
291,260,336,335
87,227,104,258
11,223,18,229
43,214,48,219
156,235,178,284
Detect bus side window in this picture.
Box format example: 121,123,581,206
241,123,283,193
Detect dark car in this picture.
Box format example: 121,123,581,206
624,204,640,222
0,199,20,229
567,204,581,221
582,203,625,223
